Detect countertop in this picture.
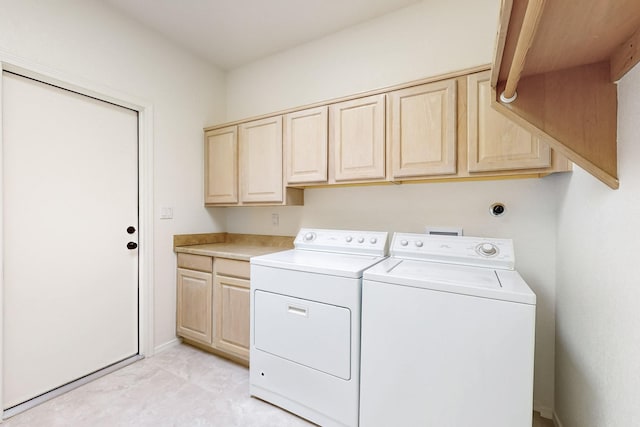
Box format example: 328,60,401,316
174,232,294,261
175,242,288,261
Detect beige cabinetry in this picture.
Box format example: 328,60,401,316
204,126,238,204
213,258,250,360
388,80,457,179
284,106,328,184
204,66,570,197
329,94,386,183
239,116,284,203
205,117,303,206
176,253,251,363
176,254,213,344
467,71,552,172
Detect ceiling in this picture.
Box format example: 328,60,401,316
102,0,422,70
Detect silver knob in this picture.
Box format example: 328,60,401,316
346,236,353,242
304,232,315,241
478,243,498,256
370,237,377,244
357,237,365,243
415,241,424,248
400,240,408,246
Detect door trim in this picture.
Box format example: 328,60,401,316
0,50,155,414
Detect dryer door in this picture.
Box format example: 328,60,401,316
254,290,351,380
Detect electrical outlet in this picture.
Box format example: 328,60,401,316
271,213,279,226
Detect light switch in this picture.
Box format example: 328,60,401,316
160,207,173,219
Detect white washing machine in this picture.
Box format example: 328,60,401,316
359,233,536,427
250,228,388,427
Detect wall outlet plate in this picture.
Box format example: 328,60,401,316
160,207,173,219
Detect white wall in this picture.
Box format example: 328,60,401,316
223,0,559,414
0,0,227,351
225,0,499,121
554,64,640,426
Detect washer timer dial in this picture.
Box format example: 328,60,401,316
476,242,498,257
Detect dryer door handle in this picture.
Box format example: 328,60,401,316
287,304,308,317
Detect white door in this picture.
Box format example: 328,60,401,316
2,72,139,410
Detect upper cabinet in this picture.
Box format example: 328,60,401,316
239,116,284,203
205,117,303,206
467,71,550,172
329,94,386,183
491,0,640,188
388,80,457,179
204,65,572,206
284,106,328,185
204,126,238,205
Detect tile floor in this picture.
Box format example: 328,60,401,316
534,412,555,427
3,343,555,427
3,343,312,427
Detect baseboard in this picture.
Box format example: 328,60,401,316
534,401,554,420
153,337,181,354
553,412,565,427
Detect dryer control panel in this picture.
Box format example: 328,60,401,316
391,233,515,270
294,228,388,256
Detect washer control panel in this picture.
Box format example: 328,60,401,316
391,232,515,270
294,228,389,256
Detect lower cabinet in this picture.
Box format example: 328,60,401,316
176,253,250,363
176,253,213,343
213,258,250,360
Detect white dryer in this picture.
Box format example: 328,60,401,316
359,233,536,427
250,228,388,427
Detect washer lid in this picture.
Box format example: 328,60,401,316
251,249,386,278
364,258,535,304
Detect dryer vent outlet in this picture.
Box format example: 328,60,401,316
490,203,506,217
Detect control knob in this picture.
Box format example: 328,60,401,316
478,243,498,256
357,237,365,243
303,232,316,242
345,236,353,242
370,237,377,244
415,241,424,248
400,240,408,246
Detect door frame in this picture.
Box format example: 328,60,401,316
0,51,155,412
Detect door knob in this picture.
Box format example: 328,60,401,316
127,242,138,250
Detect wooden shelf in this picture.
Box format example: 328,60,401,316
491,0,640,189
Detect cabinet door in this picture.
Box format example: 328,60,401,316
239,116,283,203
467,71,551,172
389,80,457,178
177,268,213,344
214,275,250,360
284,106,328,184
329,94,386,183
204,126,238,204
